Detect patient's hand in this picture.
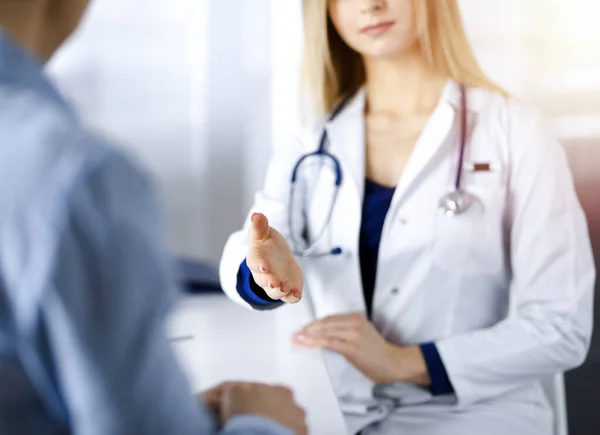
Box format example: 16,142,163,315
200,382,308,435
246,213,303,304
200,382,230,418
201,382,248,421
221,382,308,435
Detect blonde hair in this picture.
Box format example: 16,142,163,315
301,0,506,116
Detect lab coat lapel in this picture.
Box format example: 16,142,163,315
323,89,367,200
393,81,462,206
322,82,465,210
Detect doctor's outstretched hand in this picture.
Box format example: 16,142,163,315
292,313,430,386
247,213,304,304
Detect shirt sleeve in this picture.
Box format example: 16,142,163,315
39,149,290,435
222,416,293,435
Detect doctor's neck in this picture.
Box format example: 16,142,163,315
363,45,448,118
0,0,81,62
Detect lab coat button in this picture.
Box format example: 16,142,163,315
397,217,407,225
390,288,399,295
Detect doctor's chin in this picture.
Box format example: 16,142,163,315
1,1,599,435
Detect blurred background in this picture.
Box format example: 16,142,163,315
46,0,600,264
46,0,599,433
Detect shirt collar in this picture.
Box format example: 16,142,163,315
0,29,74,115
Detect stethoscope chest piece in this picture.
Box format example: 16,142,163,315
438,83,474,218
439,189,473,217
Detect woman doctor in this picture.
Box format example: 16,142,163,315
220,0,595,434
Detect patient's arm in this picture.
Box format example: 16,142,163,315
40,150,292,435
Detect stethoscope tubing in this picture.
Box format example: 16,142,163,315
289,84,469,256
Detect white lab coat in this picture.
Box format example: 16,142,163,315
220,81,595,435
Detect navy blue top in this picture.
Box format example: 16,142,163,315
359,179,396,317
236,179,454,395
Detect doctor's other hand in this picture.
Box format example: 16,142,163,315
220,382,308,435
292,313,430,386
247,212,303,303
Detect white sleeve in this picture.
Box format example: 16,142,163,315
436,102,595,407
219,129,307,309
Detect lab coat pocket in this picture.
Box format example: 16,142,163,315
430,185,506,275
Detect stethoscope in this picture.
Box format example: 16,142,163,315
288,84,472,258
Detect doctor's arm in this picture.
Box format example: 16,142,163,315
220,131,307,310
41,151,296,435
433,106,595,406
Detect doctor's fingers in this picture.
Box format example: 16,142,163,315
252,278,301,304
301,322,361,341
251,272,290,300
303,313,367,332
251,273,301,303
280,287,302,304
292,334,358,357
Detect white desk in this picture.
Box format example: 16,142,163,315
168,294,348,435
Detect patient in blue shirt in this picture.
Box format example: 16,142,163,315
0,1,305,434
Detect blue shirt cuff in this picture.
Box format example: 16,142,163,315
224,415,293,435
420,342,455,396
236,259,283,310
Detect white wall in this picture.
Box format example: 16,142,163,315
271,0,303,149
48,0,272,264
204,0,272,263
47,0,600,263
272,0,600,142
461,0,600,141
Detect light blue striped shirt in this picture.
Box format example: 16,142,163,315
0,31,290,435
